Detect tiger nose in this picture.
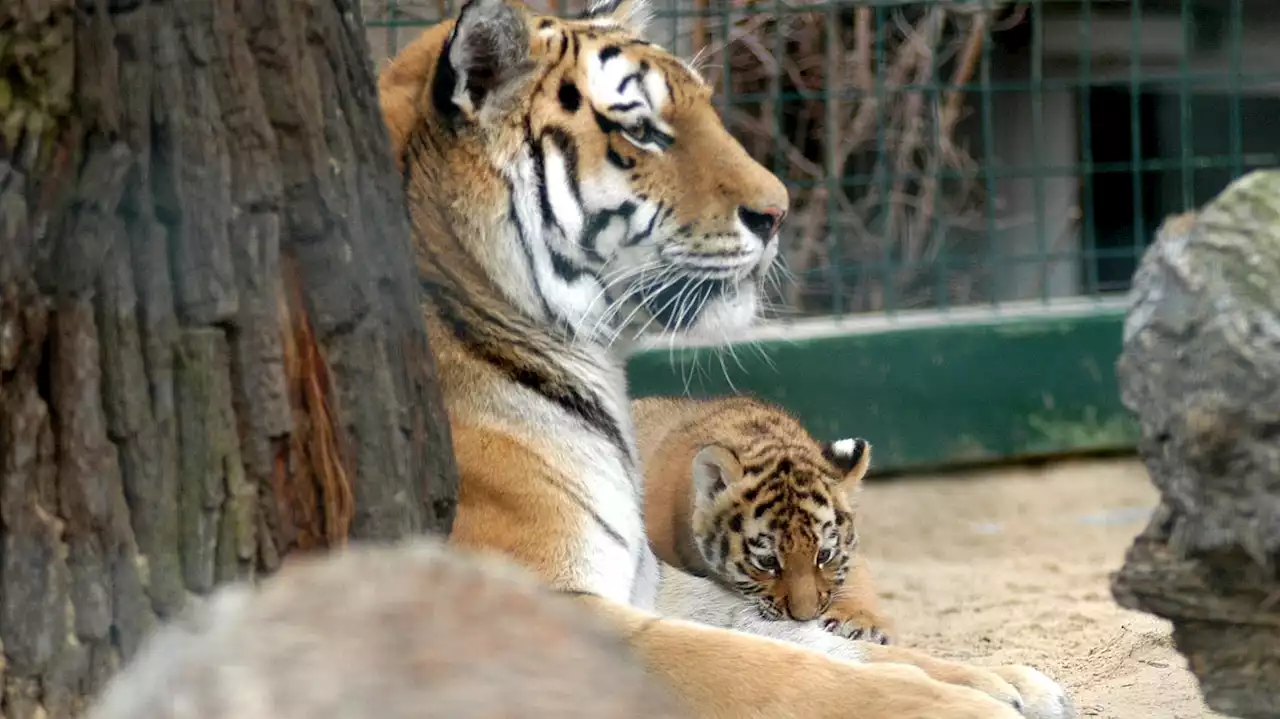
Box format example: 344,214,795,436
738,205,786,242
783,594,820,622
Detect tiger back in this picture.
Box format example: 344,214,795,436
635,395,892,644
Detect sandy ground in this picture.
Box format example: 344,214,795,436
858,457,1225,719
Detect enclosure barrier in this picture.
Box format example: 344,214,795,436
366,0,1278,472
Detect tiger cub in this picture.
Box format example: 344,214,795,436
635,394,892,644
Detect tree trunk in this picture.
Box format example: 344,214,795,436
0,0,459,715
1112,170,1280,719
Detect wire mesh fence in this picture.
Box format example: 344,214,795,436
366,0,1280,320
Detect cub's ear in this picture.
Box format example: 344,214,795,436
579,0,652,35
821,438,872,488
437,0,536,124
690,444,743,516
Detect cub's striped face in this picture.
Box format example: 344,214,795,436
690,438,871,622
431,0,789,343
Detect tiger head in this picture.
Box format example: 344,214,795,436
380,0,788,344
689,419,872,622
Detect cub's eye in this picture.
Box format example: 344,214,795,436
752,555,779,574
816,548,836,567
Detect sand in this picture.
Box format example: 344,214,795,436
858,457,1226,719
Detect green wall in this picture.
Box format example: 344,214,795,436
626,305,1136,474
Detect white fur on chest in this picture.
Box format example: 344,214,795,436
450,347,653,606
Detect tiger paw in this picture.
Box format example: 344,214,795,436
820,611,893,645
988,665,1076,719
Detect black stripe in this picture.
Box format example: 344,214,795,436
593,109,623,135
580,202,636,259
753,495,783,519
521,111,608,313
543,474,632,549
528,125,563,237
631,61,653,103
617,71,642,94
522,53,578,236
538,126,586,224
421,277,631,466
623,204,661,246
430,19,463,126
549,244,594,282
505,181,559,324
606,146,636,170
534,128,607,286
740,452,829,484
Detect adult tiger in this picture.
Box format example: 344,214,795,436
379,0,1074,717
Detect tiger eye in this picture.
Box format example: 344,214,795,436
754,555,779,573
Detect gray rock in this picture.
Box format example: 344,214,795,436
1112,169,1280,719
85,538,689,719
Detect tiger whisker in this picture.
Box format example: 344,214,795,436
577,260,664,345
606,268,680,349
672,280,705,395
624,268,693,345
746,339,778,372
595,263,670,342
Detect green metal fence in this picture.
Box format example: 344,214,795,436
368,1,1278,472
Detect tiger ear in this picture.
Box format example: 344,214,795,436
690,444,742,515
821,438,872,492
580,0,653,35
436,0,537,124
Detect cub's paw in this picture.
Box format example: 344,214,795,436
989,665,1076,719
820,611,893,645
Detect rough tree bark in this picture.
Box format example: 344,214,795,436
0,0,459,716
1112,169,1280,719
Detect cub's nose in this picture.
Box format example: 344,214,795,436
738,205,786,242
782,595,820,622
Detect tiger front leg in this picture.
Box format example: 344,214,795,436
857,643,1076,719
572,594,1024,719
821,556,895,645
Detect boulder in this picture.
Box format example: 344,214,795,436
1112,169,1280,719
